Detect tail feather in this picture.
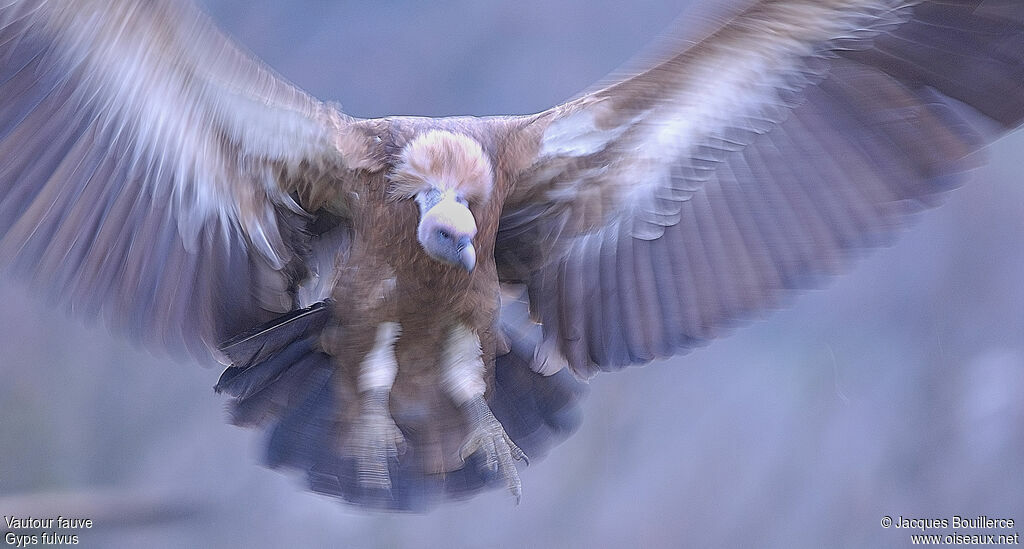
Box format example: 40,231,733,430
265,364,335,470
491,349,585,460
214,300,586,511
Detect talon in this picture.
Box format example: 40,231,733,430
511,443,529,466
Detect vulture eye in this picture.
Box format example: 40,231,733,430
438,229,452,241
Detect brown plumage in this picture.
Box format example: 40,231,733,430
1,0,1023,510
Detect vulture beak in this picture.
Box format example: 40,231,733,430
458,238,476,272
414,188,479,272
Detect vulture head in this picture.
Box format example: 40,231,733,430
392,130,494,272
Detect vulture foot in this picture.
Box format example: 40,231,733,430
350,389,406,491
459,395,528,503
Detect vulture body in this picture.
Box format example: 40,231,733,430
1,0,1023,510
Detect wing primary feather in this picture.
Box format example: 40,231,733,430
645,215,685,352
701,168,764,316
615,219,655,363
716,154,796,290
557,239,589,371
711,161,783,303
596,228,627,370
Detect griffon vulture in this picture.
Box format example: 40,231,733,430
1,0,1022,510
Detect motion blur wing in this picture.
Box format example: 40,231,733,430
496,0,1024,377
0,0,374,362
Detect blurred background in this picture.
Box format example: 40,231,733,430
1,1,1022,547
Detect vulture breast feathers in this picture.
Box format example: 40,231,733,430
1,0,1023,510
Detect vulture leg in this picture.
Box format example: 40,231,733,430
442,324,528,502
349,321,406,491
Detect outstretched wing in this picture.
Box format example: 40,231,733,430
0,0,374,362
496,0,1024,378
